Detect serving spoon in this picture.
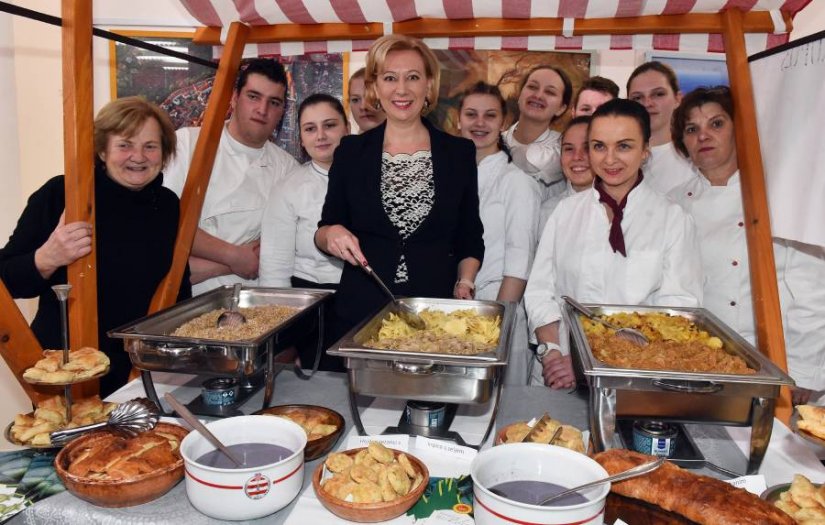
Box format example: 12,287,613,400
488,457,665,506
562,296,649,346
538,457,665,505
362,264,426,330
216,283,247,328
164,392,244,467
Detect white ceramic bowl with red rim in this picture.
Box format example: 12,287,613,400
471,443,610,525
180,415,307,521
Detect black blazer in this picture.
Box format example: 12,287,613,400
319,118,484,326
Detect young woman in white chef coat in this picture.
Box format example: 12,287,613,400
524,98,703,389
539,115,596,230
627,61,696,194
457,82,541,385
502,65,573,204
668,86,825,404
260,93,348,288
259,94,349,370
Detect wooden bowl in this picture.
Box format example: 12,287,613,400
54,422,189,508
312,447,429,523
255,404,344,461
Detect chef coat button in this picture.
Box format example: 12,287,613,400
732,260,738,266
730,301,737,306
687,192,693,197
738,221,744,227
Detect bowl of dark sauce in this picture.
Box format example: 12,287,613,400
179,415,307,520
471,443,610,525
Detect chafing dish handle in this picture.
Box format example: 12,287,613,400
652,379,723,394
392,362,442,375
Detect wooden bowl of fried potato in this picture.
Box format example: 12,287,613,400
255,404,344,461
312,443,429,523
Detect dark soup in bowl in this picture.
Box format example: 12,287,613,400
196,443,293,469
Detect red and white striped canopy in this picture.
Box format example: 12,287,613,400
177,0,811,55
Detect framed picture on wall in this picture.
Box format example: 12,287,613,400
645,51,730,94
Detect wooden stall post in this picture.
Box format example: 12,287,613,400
722,8,792,423
0,283,47,404
61,0,98,351
62,0,98,397
150,21,250,311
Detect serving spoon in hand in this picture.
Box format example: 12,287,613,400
562,296,649,346
362,264,426,330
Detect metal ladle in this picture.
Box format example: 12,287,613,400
216,283,247,328
362,264,426,330
562,296,649,346
49,397,161,446
538,457,665,505
164,392,244,467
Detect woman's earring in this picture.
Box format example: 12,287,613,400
374,100,382,111
422,98,430,113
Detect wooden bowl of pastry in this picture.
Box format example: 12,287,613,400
54,422,189,507
255,404,344,461
312,443,429,523
495,420,586,453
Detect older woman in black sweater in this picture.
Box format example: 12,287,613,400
0,97,190,396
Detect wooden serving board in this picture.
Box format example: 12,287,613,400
605,494,699,525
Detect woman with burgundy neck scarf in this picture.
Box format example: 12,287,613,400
523,99,703,389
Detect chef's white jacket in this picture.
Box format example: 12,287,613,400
474,152,541,385
502,124,566,203
538,181,576,234
670,172,825,390
259,162,343,288
163,125,298,295
646,142,697,195
525,179,703,355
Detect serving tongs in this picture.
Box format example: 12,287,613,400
562,296,649,346
362,264,426,330
49,398,161,446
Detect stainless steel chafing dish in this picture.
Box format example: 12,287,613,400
109,286,332,415
329,297,515,447
563,303,794,474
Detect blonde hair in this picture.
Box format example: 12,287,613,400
94,96,177,168
364,35,440,116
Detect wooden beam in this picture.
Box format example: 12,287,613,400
722,9,791,424
0,283,48,404
193,22,383,44
150,22,250,311
61,0,98,358
395,11,791,39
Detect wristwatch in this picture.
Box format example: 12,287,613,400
535,342,561,362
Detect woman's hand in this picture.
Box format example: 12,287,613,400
318,225,367,266
792,387,815,406
228,239,260,280
34,213,93,279
541,349,575,390
453,281,475,299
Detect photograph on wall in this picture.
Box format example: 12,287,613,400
647,52,730,94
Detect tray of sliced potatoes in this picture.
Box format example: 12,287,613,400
22,347,109,385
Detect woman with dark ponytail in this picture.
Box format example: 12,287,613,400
457,81,541,385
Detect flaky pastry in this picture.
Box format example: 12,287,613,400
10,395,116,447
22,347,109,384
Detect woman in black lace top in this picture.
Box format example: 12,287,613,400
316,35,484,352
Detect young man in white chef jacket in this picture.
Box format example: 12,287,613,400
163,59,299,295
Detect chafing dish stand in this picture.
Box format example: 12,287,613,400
563,303,795,474
329,298,515,449
110,286,333,417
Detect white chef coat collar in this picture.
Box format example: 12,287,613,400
223,123,268,163
478,150,509,169
506,122,553,146
310,161,329,176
